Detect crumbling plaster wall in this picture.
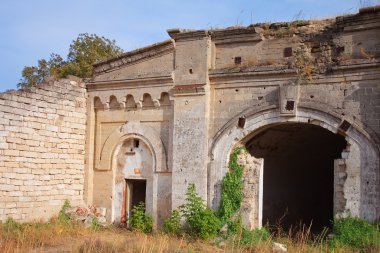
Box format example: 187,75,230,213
168,33,212,210
84,7,379,226
0,78,87,222
207,10,380,222
86,57,174,226
210,11,380,139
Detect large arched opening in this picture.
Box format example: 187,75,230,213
245,123,347,232
209,108,380,232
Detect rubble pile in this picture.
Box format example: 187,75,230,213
65,205,107,227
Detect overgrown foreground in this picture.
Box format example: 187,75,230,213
1,148,379,252
0,216,379,253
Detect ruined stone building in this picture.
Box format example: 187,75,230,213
0,7,379,230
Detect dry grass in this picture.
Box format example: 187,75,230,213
1,218,377,253
0,219,221,253
76,232,221,253
0,218,92,252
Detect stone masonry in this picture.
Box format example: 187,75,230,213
0,78,86,221
0,7,379,228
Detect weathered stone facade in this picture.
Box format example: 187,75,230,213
1,7,379,229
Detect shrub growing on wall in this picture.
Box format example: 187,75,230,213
218,147,245,222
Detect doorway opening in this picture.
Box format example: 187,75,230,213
126,179,147,221
245,123,347,233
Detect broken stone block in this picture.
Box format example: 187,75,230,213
273,242,287,252
96,207,106,217
97,216,107,224
84,215,95,228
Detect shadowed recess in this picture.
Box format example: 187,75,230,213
245,123,347,232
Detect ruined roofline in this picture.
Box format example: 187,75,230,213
92,39,173,74
92,6,379,75
359,5,380,14
167,5,380,40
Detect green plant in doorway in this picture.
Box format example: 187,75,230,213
129,202,153,233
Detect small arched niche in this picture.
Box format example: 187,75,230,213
109,95,120,109
94,96,104,109
159,92,171,106
142,93,154,108
125,95,136,109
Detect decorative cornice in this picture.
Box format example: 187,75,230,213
209,59,380,82
336,6,380,32
209,66,297,81
86,75,173,91
167,27,262,43
172,84,206,96
211,27,262,44
331,59,380,72
167,28,210,41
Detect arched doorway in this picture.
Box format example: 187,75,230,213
93,122,171,227
245,123,347,232
209,108,379,230
113,137,154,224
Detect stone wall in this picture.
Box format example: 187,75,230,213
82,7,379,226
207,9,380,222
0,78,87,222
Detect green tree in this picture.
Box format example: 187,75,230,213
18,33,123,89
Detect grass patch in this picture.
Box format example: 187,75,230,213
330,217,380,250
1,217,379,252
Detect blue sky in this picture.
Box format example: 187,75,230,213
0,0,378,91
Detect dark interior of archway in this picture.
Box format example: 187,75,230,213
245,123,347,233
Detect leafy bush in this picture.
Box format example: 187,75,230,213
129,202,153,233
58,199,71,224
163,210,181,235
218,147,245,222
330,217,380,249
180,184,221,240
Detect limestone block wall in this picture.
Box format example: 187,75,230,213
0,78,87,222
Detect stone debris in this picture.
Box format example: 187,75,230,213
65,205,107,227
272,242,287,252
